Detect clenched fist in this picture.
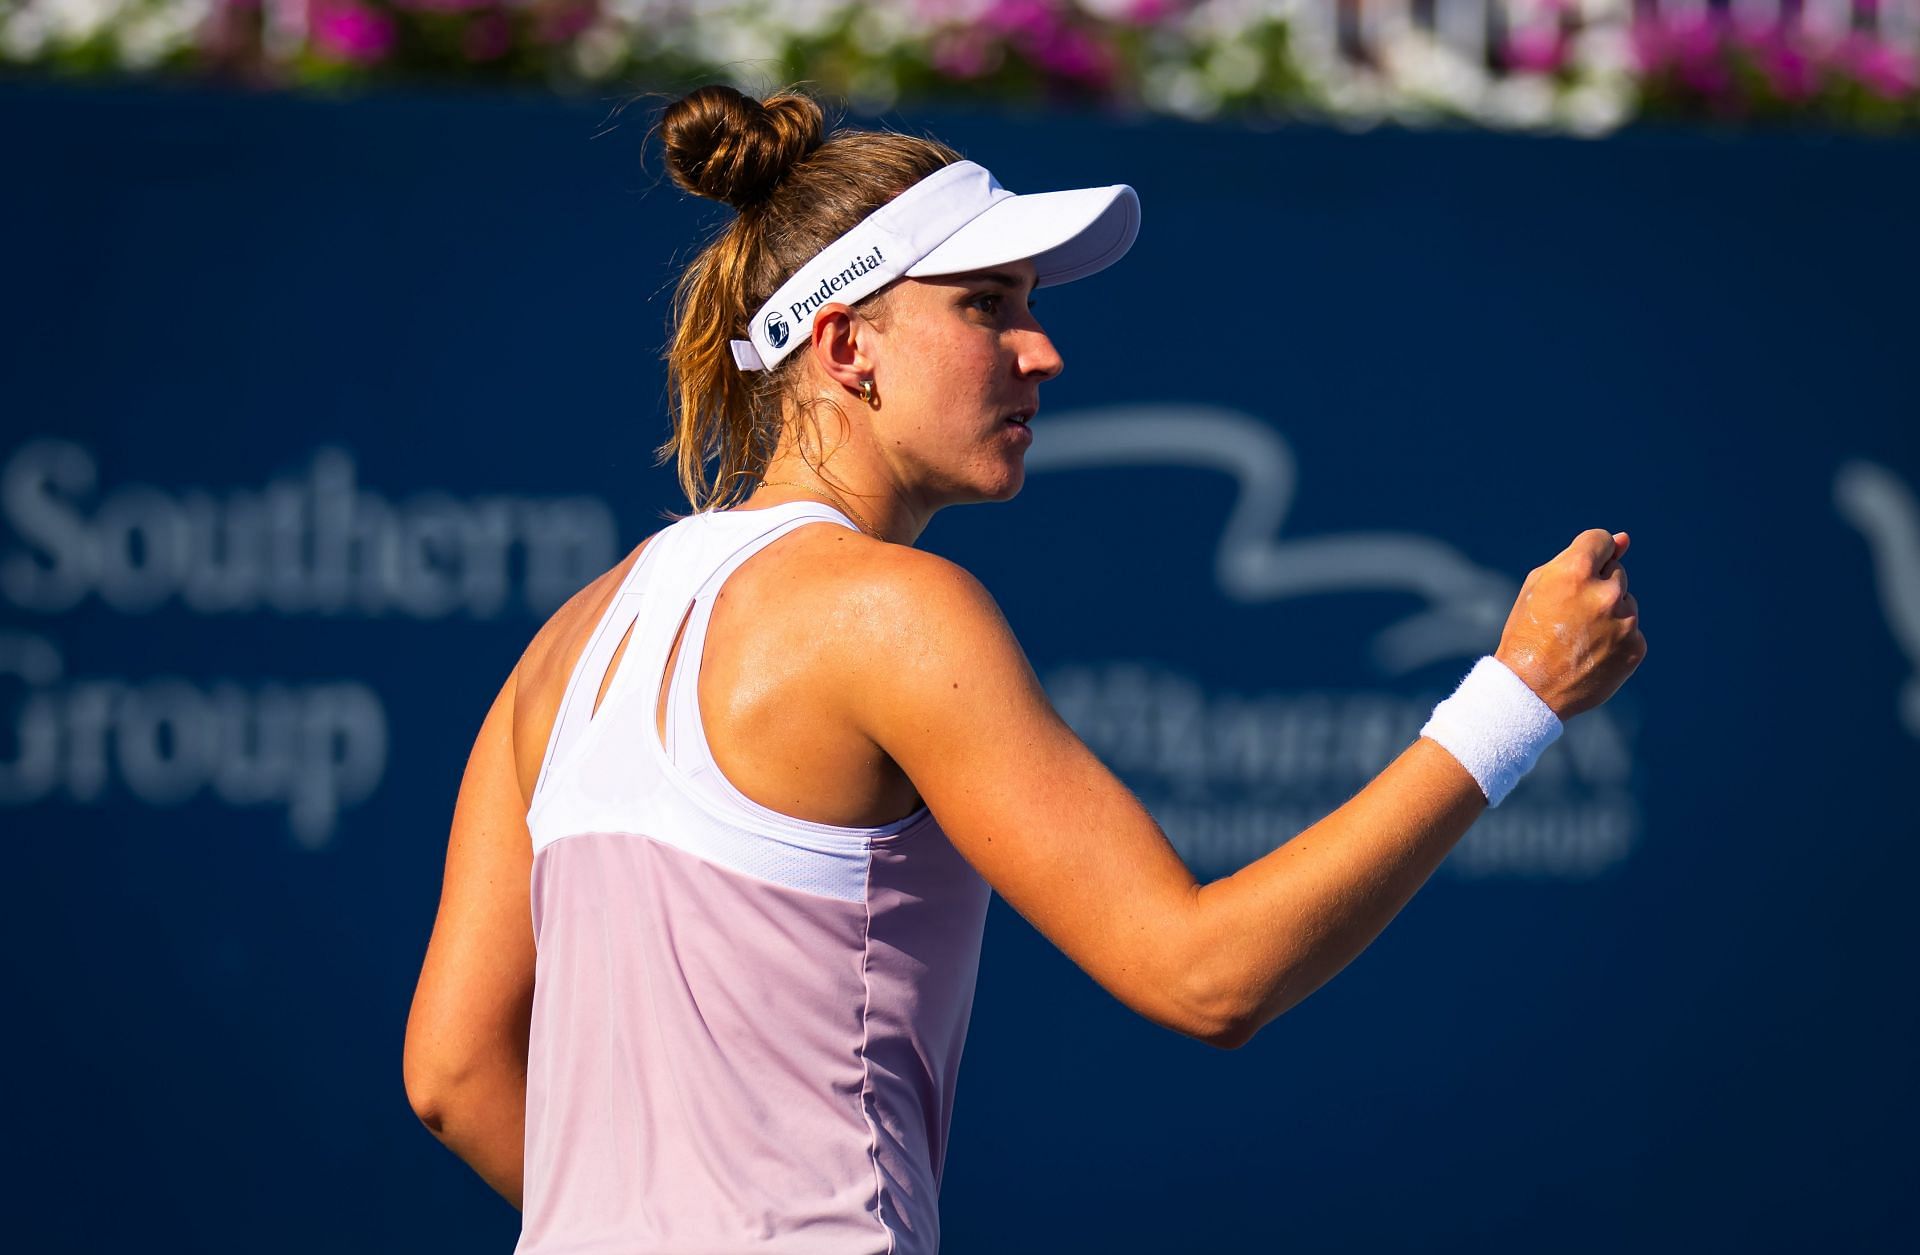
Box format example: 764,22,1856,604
1495,529,1646,721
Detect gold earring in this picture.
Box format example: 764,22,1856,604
858,378,877,408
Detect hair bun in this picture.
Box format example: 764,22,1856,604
661,85,825,211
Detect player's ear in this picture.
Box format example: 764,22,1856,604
809,304,877,392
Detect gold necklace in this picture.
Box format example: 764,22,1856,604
756,481,883,541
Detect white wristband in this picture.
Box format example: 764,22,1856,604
1419,656,1563,807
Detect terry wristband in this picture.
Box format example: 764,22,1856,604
1419,656,1563,807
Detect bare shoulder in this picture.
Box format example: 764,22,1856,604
754,529,1031,741
775,528,1012,662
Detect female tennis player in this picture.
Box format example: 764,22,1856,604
403,85,1645,1254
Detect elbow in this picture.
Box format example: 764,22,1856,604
404,1034,528,1139
1113,888,1295,1048
1114,971,1254,1049
403,1037,468,1137
403,1058,449,1136
1164,969,1264,1051
407,1090,448,1138
1160,1004,1257,1051
1162,931,1304,1049
1196,1016,1259,1051
1184,1002,1260,1052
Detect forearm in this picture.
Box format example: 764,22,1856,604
1188,736,1487,1043
413,1064,528,1211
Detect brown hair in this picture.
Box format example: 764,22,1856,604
657,85,960,511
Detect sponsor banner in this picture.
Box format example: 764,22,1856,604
2,85,1914,1253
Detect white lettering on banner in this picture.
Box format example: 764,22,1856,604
0,631,385,849
1028,404,1643,881
0,437,621,850
0,439,616,618
1834,459,1920,738
1146,801,1639,879
1046,662,1640,880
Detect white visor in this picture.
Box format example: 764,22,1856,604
728,159,1139,372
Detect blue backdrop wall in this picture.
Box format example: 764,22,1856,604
3,82,1916,1253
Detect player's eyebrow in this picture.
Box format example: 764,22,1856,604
967,270,1034,295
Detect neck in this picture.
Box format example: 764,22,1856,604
746,413,934,546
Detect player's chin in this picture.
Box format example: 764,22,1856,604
979,459,1026,503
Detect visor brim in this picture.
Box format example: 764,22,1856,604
904,184,1139,288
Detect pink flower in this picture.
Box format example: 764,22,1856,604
1727,23,1821,102
975,0,1112,89
1841,34,1920,99
1632,12,1737,98
1504,26,1567,76
1627,16,1672,73
1627,14,1717,73
311,0,396,64
984,0,1059,41
1120,0,1180,25
930,31,999,79
1030,24,1112,86
1669,12,1725,68
1759,41,1819,101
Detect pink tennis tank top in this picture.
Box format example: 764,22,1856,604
515,501,992,1255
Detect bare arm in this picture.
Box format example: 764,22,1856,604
403,671,536,1209
847,529,1643,1048
1185,740,1487,1042
401,543,647,1207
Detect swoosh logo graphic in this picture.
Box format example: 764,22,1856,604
1834,459,1920,737
1026,406,1517,675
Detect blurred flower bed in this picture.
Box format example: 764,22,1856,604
2,0,1917,135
